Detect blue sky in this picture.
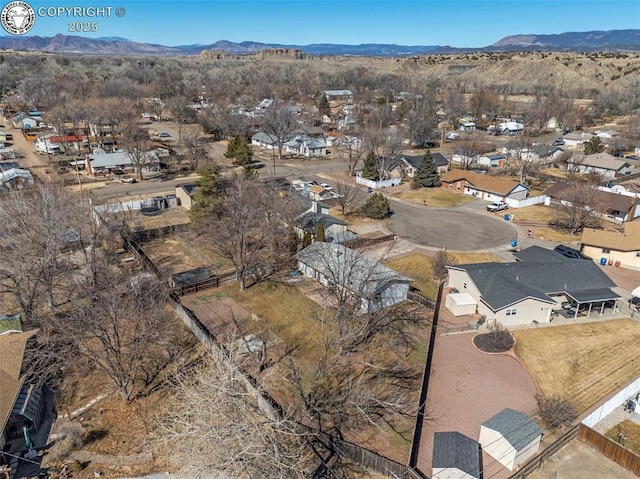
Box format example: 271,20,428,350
14,0,640,47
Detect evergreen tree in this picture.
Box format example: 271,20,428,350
318,95,331,117
583,136,605,155
361,152,379,181
224,135,253,168
361,192,391,219
413,149,440,187
315,223,325,242
302,230,312,249
189,164,223,223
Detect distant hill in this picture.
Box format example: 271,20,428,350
0,30,638,56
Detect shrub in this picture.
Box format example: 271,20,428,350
432,250,450,281
536,394,578,429
487,322,514,351
361,192,391,219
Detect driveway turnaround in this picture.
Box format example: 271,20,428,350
386,199,517,251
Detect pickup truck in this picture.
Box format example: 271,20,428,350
486,201,509,212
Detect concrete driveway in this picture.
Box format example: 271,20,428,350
386,198,517,251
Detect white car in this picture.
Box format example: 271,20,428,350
320,182,332,191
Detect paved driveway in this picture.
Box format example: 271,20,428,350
386,199,517,251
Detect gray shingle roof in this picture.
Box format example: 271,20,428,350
401,153,449,169
295,242,411,296
294,212,347,231
450,246,616,310
482,408,542,452
432,431,480,478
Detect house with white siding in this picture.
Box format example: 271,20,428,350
446,246,619,326
295,242,411,313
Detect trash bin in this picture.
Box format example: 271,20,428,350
504,214,510,221
600,257,607,266
511,239,518,248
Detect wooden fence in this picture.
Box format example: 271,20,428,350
407,290,436,310
577,423,640,475
344,233,396,249
171,271,238,296
507,425,579,479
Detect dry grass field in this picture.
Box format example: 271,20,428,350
385,251,500,299
512,205,556,223
513,319,640,413
606,420,640,456
394,188,477,207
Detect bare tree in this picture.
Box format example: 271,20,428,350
333,178,364,215
363,126,403,180
262,105,299,175
180,125,209,172
457,132,490,170
553,180,606,234
121,120,152,180
432,250,450,281
199,176,292,290
335,135,366,176
158,355,315,479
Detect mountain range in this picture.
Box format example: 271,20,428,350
0,29,638,57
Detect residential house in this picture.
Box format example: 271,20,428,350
544,181,639,223
35,134,86,155
11,113,40,130
295,242,411,313
459,122,476,133
81,149,159,178
495,121,524,136
0,328,47,452
562,131,593,149
176,184,197,210
446,246,619,326
566,153,630,179
322,90,353,103
34,136,61,155
294,211,349,243
440,170,528,202
0,168,33,192
479,408,542,471
251,132,278,149
477,154,507,168
503,144,565,166
284,135,327,157
432,431,481,479
307,185,332,201
581,221,640,270
392,153,449,178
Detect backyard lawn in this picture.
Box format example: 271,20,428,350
394,188,477,207
385,251,500,300
513,319,640,413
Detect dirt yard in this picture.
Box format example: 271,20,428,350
513,319,640,413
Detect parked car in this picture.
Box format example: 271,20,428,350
552,139,565,146
320,182,333,191
626,155,639,160
156,132,171,138
553,244,589,260
486,201,508,212
121,175,137,183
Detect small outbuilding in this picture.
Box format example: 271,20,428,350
445,293,477,317
479,408,542,471
432,431,481,479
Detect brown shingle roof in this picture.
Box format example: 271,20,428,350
441,170,525,196
581,221,640,252
0,330,36,435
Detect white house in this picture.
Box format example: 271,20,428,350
477,154,506,168
446,246,619,326
566,153,630,180
295,242,411,313
432,431,481,479
34,136,61,154
479,408,542,471
284,135,326,157
251,132,278,149
562,131,593,149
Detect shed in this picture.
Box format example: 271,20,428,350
432,431,481,479
445,293,477,317
479,408,542,471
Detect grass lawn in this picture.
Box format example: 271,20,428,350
513,319,640,413
221,281,325,357
533,228,582,243
511,205,555,223
606,420,640,456
394,188,477,208
384,252,500,300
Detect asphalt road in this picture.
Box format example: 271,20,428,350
386,198,517,251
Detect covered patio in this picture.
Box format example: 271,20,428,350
561,289,621,319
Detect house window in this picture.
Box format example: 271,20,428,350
602,248,611,253
448,183,452,189
636,252,640,258
456,181,461,190
506,309,518,316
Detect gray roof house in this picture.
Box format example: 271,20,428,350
479,408,542,471
446,246,619,326
284,135,327,157
566,153,630,179
393,153,449,178
432,431,481,479
294,212,348,242
295,242,411,313
251,132,278,149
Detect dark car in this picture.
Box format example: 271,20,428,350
552,139,565,146
554,244,590,260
